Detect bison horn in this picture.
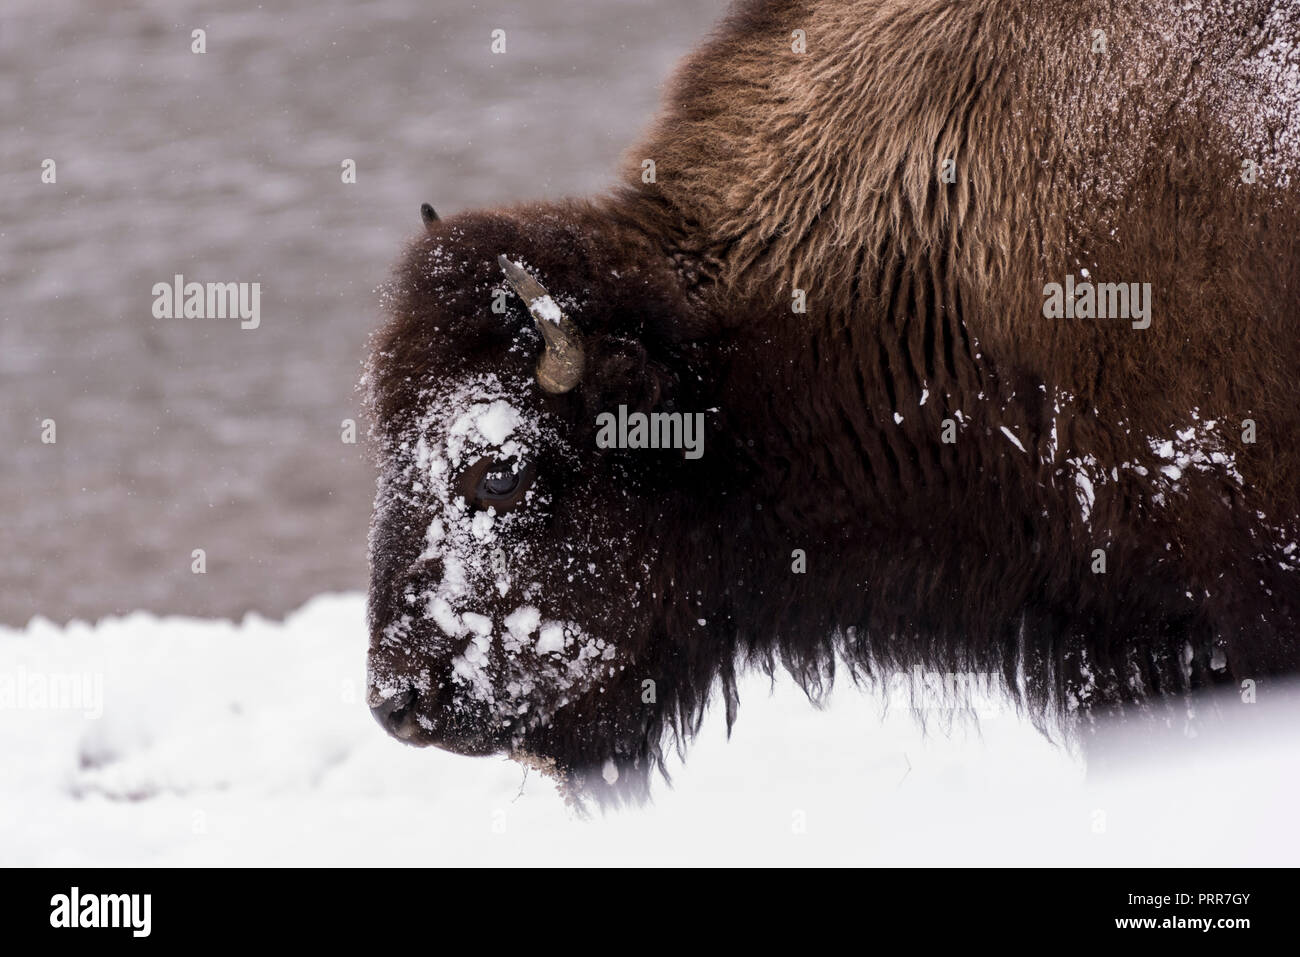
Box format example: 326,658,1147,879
421,203,439,227
497,255,586,394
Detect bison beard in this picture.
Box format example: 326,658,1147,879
364,0,1300,806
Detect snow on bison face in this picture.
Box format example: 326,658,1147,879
367,369,627,754
364,207,730,800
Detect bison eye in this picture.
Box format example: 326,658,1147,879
482,467,519,497
458,456,536,512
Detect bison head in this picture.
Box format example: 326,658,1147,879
364,201,760,803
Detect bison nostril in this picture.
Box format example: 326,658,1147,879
370,689,417,737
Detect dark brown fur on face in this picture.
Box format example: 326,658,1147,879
366,0,1300,805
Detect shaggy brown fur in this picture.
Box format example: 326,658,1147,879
366,0,1300,804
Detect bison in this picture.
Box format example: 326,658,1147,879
364,0,1300,804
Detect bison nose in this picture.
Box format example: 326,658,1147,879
370,689,419,740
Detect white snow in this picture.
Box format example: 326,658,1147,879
2,592,1298,866
529,295,563,326
999,426,1027,453
473,400,522,446
535,622,567,655
1075,471,1096,522
504,606,541,641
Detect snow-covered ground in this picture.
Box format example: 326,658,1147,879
1,593,1295,866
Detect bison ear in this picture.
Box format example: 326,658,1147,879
580,335,674,418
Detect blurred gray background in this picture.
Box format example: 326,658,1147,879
0,0,729,626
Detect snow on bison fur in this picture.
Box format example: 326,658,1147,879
364,0,1300,804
